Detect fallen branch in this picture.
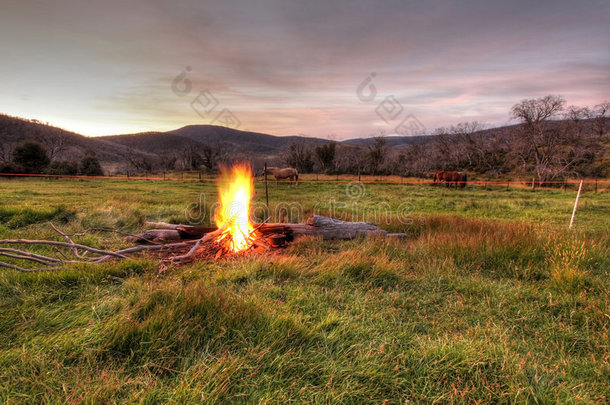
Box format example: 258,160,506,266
50,223,87,259
69,227,162,244
0,260,62,273
93,240,198,263
0,247,62,263
0,239,128,259
0,252,57,265
169,226,225,262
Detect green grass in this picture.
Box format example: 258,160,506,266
0,178,608,403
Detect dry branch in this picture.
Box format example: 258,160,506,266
93,240,198,263
169,227,225,262
0,247,61,263
0,261,62,272
50,223,87,259
70,227,163,245
0,239,128,259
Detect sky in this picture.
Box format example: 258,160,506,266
0,0,608,139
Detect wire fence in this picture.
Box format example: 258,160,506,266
1,172,609,192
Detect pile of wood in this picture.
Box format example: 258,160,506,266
132,215,406,262
131,215,406,244
0,216,405,272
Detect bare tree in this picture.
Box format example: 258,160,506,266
0,143,14,163
449,121,485,169
368,137,387,175
397,143,437,176
200,143,223,172
285,142,314,173
433,127,459,169
510,95,567,182
315,141,337,173
126,152,154,173
180,144,202,170
156,152,178,171
334,145,366,174
512,95,566,126
591,101,609,137
37,131,68,162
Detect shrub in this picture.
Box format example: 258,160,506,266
0,162,25,174
80,155,104,176
46,161,78,175
12,141,50,173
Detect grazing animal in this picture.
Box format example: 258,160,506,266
433,170,467,189
433,170,445,186
457,171,467,189
262,167,299,185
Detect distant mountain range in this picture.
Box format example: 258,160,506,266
0,113,435,169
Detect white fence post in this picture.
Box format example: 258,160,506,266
569,180,584,229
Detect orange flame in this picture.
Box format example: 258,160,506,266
214,163,255,252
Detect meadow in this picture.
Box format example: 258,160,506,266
0,177,608,404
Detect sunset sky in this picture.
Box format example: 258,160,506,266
1,0,608,139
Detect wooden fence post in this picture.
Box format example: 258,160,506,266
569,180,584,229
264,162,269,210
531,177,535,191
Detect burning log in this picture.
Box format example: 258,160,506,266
170,226,225,262
127,225,216,243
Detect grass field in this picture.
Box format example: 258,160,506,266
0,178,609,403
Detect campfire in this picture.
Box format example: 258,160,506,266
168,163,285,261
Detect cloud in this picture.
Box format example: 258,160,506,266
0,0,608,137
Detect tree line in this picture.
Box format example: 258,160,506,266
284,95,609,182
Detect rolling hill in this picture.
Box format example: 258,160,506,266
0,114,153,164
167,125,329,154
